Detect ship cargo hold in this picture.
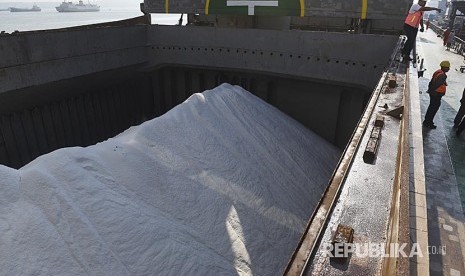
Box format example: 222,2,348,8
0,0,434,274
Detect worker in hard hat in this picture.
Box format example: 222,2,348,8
402,0,441,61
423,60,450,129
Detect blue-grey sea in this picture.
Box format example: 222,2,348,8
0,2,180,32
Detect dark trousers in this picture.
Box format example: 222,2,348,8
402,24,418,57
424,92,443,125
457,100,465,134
454,100,465,126
458,119,465,135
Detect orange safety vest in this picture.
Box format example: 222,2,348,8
404,9,423,28
431,69,446,94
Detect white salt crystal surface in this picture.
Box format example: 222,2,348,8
0,83,341,275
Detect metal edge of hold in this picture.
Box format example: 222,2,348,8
381,62,411,276
282,71,388,276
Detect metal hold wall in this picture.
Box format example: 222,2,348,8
0,73,153,168
0,24,397,168
0,25,148,94
0,64,367,168
146,25,399,90
143,26,394,146
150,66,369,149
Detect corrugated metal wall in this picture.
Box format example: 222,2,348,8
0,74,153,168
151,66,368,150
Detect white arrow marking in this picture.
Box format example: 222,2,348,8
226,1,279,15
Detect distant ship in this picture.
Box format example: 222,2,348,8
56,1,100,12
0,8,10,11
10,5,41,12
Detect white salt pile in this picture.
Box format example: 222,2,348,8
0,83,341,275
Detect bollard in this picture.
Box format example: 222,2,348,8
418,58,426,77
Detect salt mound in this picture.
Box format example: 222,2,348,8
1,84,341,275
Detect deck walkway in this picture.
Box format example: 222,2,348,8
416,29,465,276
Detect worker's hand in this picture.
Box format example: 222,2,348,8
437,8,442,12
420,27,424,32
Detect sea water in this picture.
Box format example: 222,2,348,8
0,1,181,33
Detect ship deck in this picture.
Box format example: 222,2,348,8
415,29,465,276
290,28,465,276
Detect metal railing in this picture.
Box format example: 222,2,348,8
430,22,465,57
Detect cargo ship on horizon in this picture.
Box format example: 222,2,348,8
56,0,99,12
10,5,41,12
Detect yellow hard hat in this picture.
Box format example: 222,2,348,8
440,60,450,68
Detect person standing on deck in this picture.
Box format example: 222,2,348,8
455,89,465,136
443,28,451,46
446,30,456,51
423,61,450,129
402,0,441,61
